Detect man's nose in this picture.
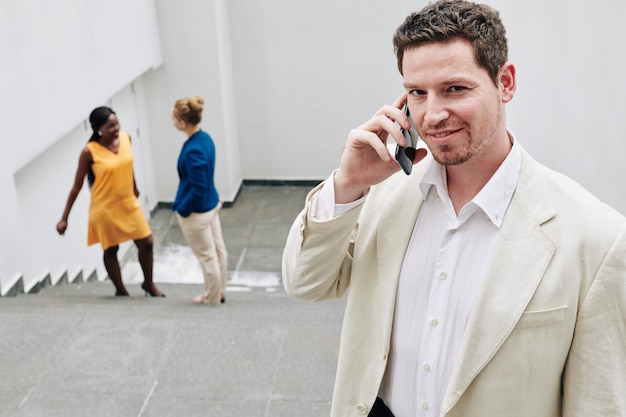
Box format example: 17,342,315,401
423,95,449,126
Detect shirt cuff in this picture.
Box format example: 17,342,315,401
311,170,367,221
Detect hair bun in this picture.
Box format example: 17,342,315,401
189,96,204,113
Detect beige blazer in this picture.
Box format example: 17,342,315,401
282,148,626,417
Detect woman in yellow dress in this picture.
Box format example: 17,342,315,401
57,106,165,297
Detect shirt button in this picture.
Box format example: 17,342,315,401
422,402,430,411
440,272,448,280
431,319,439,327
423,362,431,371
356,404,368,414
450,228,457,233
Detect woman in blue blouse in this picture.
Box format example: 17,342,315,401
172,96,227,304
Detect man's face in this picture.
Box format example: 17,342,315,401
402,38,514,167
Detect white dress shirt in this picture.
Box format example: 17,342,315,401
313,134,521,417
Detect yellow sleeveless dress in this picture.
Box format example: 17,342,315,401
86,132,151,249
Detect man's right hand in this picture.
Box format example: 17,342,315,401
333,94,427,204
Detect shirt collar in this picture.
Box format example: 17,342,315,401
419,130,521,228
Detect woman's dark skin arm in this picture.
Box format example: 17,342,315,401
133,171,140,198
56,147,93,235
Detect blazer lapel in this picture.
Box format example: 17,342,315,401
442,150,557,414
376,169,427,345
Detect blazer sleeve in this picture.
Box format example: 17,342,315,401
281,183,362,301
562,222,626,415
176,146,209,217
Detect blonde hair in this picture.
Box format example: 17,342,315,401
173,96,204,125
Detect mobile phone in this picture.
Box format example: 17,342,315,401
394,105,420,175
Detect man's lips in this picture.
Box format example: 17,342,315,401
424,128,462,142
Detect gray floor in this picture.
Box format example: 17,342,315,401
0,185,346,417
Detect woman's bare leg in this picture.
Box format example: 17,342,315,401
103,245,128,296
135,235,165,297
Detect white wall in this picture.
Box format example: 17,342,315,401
143,0,242,203
0,0,162,170
493,1,626,212
227,1,416,181
2,0,626,293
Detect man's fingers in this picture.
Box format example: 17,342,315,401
347,129,392,162
357,114,409,147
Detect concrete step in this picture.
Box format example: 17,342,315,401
0,279,345,417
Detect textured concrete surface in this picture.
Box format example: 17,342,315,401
0,185,346,417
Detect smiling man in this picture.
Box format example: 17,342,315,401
282,1,626,416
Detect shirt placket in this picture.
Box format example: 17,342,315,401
415,218,461,416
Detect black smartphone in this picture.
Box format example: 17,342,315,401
394,105,420,175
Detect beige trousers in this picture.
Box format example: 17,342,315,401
176,206,227,303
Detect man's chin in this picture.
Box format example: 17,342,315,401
431,148,470,166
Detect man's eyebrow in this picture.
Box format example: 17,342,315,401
403,81,422,89
445,77,478,86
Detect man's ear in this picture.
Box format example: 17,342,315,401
499,62,516,103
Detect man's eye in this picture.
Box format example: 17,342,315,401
410,89,426,96
449,86,467,92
